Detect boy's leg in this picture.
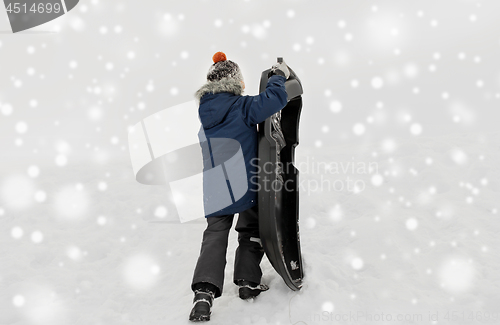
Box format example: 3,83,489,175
191,214,234,298
233,204,265,285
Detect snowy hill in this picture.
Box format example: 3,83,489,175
1,132,499,324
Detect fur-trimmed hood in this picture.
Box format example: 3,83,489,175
194,78,244,104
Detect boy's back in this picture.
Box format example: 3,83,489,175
195,58,287,218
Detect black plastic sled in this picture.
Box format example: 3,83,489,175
257,58,304,291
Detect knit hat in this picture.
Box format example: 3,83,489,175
206,52,243,83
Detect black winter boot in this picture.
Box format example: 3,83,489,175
236,280,269,300
189,284,217,322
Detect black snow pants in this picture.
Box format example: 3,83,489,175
191,204,264,298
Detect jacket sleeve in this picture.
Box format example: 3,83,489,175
239,75,288,127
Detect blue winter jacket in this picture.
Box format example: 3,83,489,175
195,74,288,217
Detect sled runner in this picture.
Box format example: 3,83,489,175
257,58,304,291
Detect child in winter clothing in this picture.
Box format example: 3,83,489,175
189,52,290,322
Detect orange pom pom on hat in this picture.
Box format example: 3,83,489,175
206,51,243,82
212,51,226,63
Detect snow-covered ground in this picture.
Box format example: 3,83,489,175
1,132,499,325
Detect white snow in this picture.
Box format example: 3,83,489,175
329,100,342,114
1,133,499,324
1,0,500,323
352,123,365,135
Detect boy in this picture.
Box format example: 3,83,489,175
190,52,290,322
